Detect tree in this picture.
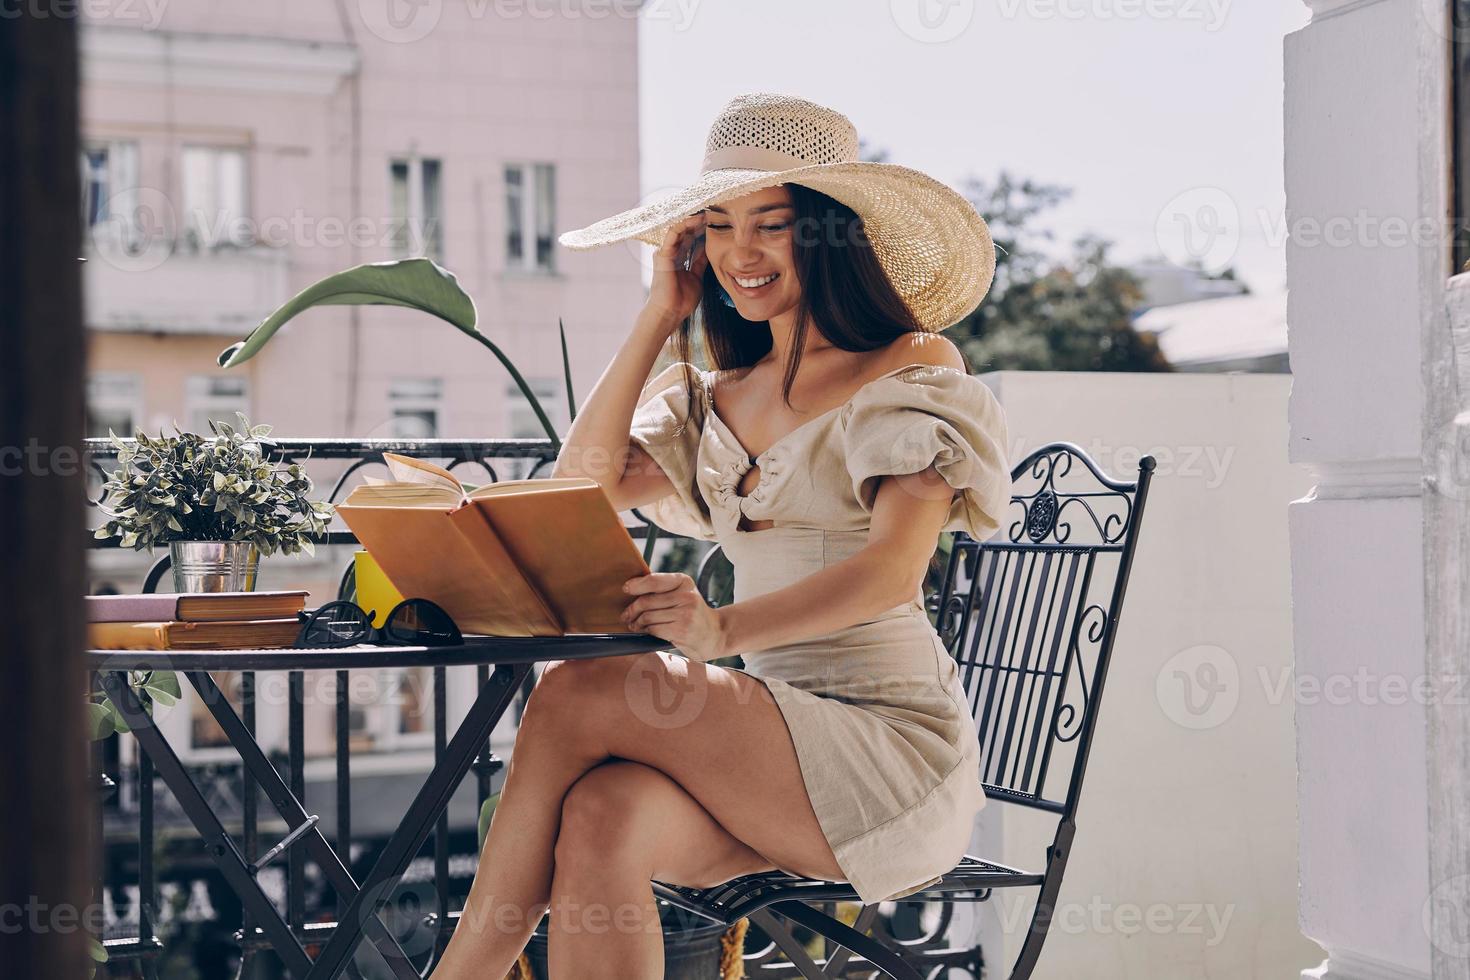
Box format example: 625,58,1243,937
949,171,1171,372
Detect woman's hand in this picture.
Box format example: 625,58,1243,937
620,571,727,662
644,214,709,328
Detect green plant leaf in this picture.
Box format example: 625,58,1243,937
106,699,131,734
217,258,477,368
87,701,115,741
559,317,577,423
214,258,565,450
143,671,181,707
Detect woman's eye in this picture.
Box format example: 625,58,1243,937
706,223,732,231
760,223,790,233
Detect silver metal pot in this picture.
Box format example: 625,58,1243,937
169,540,260,593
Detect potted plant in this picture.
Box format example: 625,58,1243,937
94,412,334,592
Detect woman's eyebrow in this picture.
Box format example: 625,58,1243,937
705,203,795,216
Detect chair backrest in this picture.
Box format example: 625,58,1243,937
930,442,1155,818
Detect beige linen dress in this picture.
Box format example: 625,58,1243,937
627,359,1012,905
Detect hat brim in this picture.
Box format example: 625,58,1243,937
557,161,995,332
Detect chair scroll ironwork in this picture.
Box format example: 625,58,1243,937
653,441,1157,980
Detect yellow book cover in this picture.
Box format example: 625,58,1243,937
89,619,301,650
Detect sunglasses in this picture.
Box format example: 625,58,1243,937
295,598,463,649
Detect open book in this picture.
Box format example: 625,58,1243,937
336,453,652,636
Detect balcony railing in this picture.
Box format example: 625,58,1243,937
83,436,984,979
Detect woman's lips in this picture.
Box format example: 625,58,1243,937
729,272,780,297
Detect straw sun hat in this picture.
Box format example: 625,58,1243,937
557,92,997,332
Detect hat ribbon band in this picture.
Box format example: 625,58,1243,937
700,144,820,174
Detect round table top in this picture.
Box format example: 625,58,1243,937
85,632,670,671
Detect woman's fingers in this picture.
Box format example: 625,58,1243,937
621,590,687,624
621,572,700,626
630,609,680,631
624,571,693,595
651,222,684,272
656,215,698,250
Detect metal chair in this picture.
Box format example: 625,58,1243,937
652,441,1157,979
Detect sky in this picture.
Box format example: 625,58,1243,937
638,0,1314,295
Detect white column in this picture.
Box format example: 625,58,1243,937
1287,1,1468,978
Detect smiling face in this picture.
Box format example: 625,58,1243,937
702,184,802,322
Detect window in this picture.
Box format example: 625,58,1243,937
389,378,442,438
389,156,444,261
181,146,250,250
189,672,243,750
505,376,563,479
504,162,556,272
186,375,250,436
86,373,142,439
79,141,139,245
338,668,433,752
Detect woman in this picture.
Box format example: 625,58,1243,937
433,93,1011,979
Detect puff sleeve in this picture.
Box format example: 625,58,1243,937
627,361,719,541
841,365,1012,541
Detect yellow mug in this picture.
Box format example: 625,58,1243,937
353,550,406,628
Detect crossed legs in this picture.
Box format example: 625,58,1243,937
430,651,846,980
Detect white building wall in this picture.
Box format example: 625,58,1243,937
1284,1,1466,977
965,370,1322,979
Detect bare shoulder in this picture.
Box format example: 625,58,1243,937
877,331,967,374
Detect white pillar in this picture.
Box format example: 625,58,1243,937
1287,1,1470,978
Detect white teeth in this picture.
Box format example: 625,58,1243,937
734,273,778,289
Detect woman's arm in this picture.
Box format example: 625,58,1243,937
621,464,957,660
549,304,680,508
550,215,709,509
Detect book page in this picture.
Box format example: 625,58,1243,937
383,453,466,496
342,483,464,508
465,477,596,500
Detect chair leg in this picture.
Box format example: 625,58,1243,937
771,901,924,980
820,904,880,976
747,909,830,979
1008,826,1075,980
1006,879,1068,980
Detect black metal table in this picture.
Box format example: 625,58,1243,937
88,634,667,980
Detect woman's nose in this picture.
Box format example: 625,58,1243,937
729,230,762,257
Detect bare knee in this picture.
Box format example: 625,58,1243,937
519,656,624,743
528,653,663,713
553,764,656,880
522,652,680,738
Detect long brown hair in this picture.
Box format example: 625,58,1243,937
668,183,939,410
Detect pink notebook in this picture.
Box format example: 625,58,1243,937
86,590,309,623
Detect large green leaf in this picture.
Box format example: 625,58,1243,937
216,258,564,449
217,258,477,368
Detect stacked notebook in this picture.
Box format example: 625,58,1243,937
86,590,309,650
